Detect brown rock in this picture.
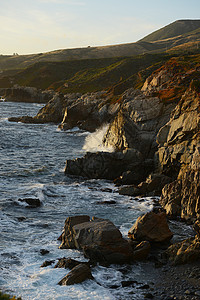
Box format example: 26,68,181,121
59,215,134,265
58,264,93,285
166,236,200,265
132,241,151,261
54,258,88,269
128,211,173,243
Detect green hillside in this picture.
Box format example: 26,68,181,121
0,53,173,94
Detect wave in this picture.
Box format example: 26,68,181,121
83,124,114,153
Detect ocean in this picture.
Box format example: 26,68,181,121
0,101,192,300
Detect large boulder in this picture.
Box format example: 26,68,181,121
128,211,173,243
58,264,93,285
59,216,134,265
65,150,146,181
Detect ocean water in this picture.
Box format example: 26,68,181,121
0,102,192,300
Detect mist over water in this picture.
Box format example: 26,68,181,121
83,124,114,152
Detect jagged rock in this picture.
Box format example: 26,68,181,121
60,215,90,249
54,258,89,269
65,150,145,181
166,236,200,265
59,215,134,265
40,260,55,267
103,89,174,159
59,91,112,132
160,170,200,220
2,86,53,103
128,211,173,243
193,220,200,237
58,263,93,285
119,173,171,196
18,198,41,208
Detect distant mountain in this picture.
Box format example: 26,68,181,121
140,19,200,42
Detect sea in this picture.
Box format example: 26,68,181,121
0,101,194,300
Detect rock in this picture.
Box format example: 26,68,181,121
58,263,93,285
2,86,53,103
193,220,200,237
40,260,55,267
160,170,200,220
166,236,200,265
132,241,151,261
40,249,49,255
121,280,136,287
65,150,144,181
119,173,171,197
128,211,173,243
59,215,90,249
59,215,134,265
54,258,89,269
96,200,116,205
59,91,111,132
18,198,41,208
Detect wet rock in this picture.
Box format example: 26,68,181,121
59,215,134,265
128,211,173,243
144,292,154,298
40,260,55,267
54,257,89,269
58,263,93,285
60,215,90,249
96,200,116,205
132,241,151,261
121,280,136,287
65,150,144,181
17,216,26,222
40,249,49,255
18,198,41,208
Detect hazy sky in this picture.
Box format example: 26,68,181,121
1,0,200,55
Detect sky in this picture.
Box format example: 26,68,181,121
0,0,200,55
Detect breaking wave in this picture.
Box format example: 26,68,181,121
83,124,114,152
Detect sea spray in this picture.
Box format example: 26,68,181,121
83,124,114,152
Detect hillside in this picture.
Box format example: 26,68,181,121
0,53,174,94
0,19,200,74
140,19,200,42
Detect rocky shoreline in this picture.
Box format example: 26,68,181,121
4,57,200,299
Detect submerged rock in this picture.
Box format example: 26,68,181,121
18,198,41,208
128,211,173,243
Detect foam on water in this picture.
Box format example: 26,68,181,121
83,124,114,152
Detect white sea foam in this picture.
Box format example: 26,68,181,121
83,124,114,152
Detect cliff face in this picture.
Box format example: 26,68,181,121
103,88,175,159
102,61,200,221
157,89,200,220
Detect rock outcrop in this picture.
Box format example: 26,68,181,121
1,86,54,103
157,88,200,220
65,149,151,182
59,215,134,265
166,220,200,265
128,211,173,243
103,88,175,158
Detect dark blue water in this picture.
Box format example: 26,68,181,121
0,101,177,299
